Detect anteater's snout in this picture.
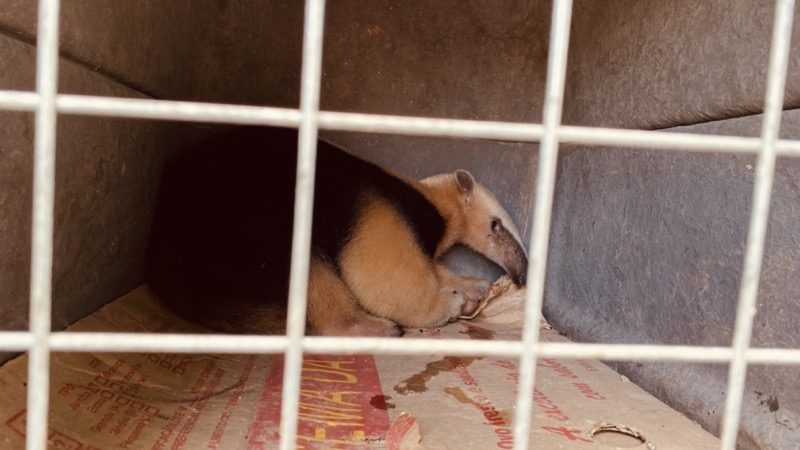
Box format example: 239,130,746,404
505,252,528,287
514,256,528,286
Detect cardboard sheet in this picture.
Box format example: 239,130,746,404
0,282,720,449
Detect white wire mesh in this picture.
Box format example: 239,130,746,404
25,1,61,449
719,0,796,447
278,1,327,448
512,1,574,447
0,0,796,449
5,92,800,154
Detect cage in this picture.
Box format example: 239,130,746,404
0,1,799,449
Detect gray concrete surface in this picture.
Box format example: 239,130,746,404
547,112,800,449
0,35,188,347
565,0,800,129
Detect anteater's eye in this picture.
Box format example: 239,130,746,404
491,218,500,231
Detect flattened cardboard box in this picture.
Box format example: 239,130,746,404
0,284,719,449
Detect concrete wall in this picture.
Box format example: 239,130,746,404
1,1,798,449
547,113,800,449
551,2,800,449
564,0,800,129
0,0,305,106
0,35,186,345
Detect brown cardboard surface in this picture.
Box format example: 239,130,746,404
0,283,720,449
0,288,275,450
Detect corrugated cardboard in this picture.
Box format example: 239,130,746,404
0,282,720,449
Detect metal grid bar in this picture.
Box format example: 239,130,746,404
720,0,796,448
26,1,61,449
0,0,796,449
513,1,574,448
5,91,800,156
278,1,327,448
5,331,800,365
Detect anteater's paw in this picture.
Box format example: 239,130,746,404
445,277,490,318
444,290,469,323
341,316,404,337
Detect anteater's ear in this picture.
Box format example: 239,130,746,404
455,170,475,202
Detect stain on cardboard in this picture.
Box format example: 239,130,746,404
370,394,396,410
393,357,480,395
444,387,513,426
394,359,453,395
459,323,496,340
444,386,476,406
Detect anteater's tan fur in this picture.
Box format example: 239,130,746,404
306,170,528,336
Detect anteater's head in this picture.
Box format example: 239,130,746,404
424,170,529,285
